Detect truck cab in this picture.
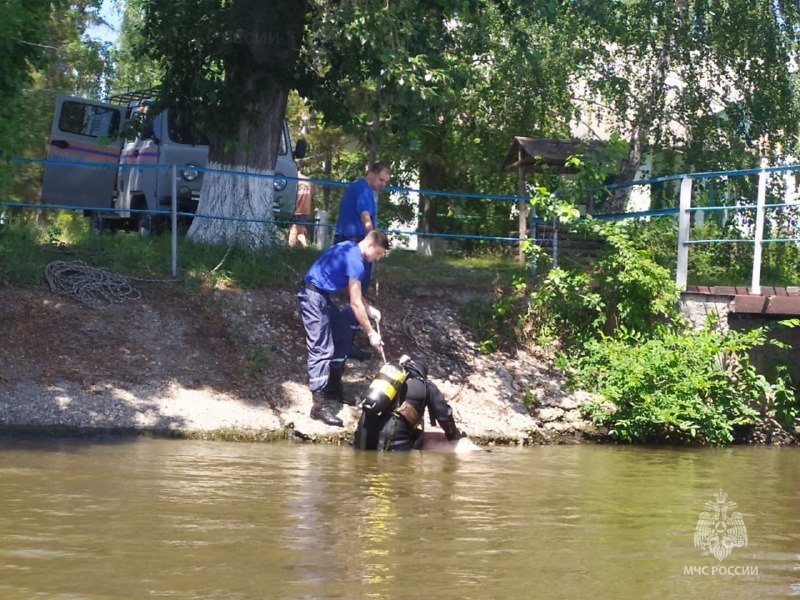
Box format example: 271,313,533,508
42,92,306,234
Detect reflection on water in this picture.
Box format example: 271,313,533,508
0,438,798,599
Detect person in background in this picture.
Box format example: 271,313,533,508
297,230,391,427
334,162,391,359
333,162,390,246
354,355,472,452
288,164,314,248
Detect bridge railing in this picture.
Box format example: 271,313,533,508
535,161,800,293
674,160,800,294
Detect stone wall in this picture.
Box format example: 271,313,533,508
679,292,731,331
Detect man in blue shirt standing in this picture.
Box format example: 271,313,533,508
332,162,391,361
333,162,391,245
298,230,391,427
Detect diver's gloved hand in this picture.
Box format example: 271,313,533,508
439,418,467,441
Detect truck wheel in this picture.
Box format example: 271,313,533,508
90,212,107,235
90,212,121,235
137,213,162,237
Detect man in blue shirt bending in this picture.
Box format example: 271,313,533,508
298,230,391,427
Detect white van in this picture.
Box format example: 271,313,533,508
41,91,306,234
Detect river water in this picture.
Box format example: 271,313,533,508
0,437,797,599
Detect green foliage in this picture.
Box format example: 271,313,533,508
687,220,754,285
138,0,308,146
755,319,800,431
623,203,800,288
112,0,162,92
567,323,794,445
622,217,678,271
0,216,513,291
529,219,681,347
567,0,800,188
0,213,309,286
530,267,603,345
524,210,799,446
593,220,681,333
299,0,582,244
763,364,799,433
0,0,52,193
466,273,530,353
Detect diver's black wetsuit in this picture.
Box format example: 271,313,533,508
354,365,464,451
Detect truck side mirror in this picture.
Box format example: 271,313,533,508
294,138,307,159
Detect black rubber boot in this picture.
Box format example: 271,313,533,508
325,365,357,406
310,390,343,427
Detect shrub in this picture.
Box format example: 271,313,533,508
564,323,794,445
525,216,798,445
529,219,682,348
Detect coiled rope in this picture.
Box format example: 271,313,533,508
45,261,141,309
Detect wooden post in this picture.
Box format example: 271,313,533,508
517,149,527,264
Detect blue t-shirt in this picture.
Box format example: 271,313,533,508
304,241,367,292
334,178,376,240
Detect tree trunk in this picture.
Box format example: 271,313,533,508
186,0,308,249
417,122,447,257
612,45,670,213
612,125,645,213
189,162,280,247
188,89,287,248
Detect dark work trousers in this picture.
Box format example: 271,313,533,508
297,285,353,392
343,300,364,346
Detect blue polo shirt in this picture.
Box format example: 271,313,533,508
304,241,368,292
334,178,376,240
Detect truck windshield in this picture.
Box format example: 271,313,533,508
166,109,289,154
167,110,209,146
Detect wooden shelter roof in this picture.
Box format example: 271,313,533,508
502,136,606,174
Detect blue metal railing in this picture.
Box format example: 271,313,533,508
4,155,800,290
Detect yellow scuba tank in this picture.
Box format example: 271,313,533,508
360,358,408,415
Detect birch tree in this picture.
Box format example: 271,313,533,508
566,0,800,211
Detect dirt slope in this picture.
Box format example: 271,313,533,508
0,276,593,444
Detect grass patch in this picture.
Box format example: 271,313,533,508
0,215,524,292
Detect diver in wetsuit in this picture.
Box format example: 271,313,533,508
354,356,466,451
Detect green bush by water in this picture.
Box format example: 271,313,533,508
560,324,796,444
479,218,799,445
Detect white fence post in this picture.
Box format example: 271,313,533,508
315,209,329,249
675,175,693,291
751,158,767,295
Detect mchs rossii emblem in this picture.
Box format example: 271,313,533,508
694,489,748,561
